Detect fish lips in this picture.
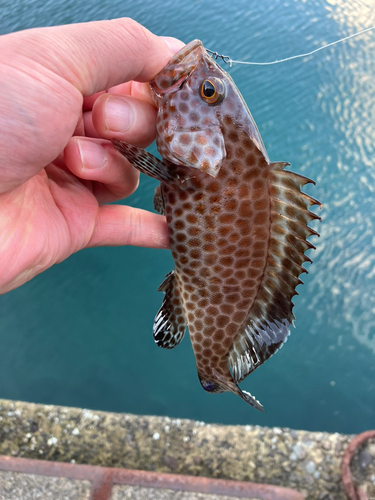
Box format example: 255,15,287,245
150,39,205,101
164,126,226,177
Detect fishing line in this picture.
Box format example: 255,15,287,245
207,25,375,67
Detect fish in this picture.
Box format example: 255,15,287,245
113,40,321,411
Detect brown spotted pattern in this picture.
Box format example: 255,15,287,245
113,40,320,410
162,123,275,408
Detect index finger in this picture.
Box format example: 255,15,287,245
82,81,155,113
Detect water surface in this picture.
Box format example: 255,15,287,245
1,0,375,433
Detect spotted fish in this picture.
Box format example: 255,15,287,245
113,40,321,411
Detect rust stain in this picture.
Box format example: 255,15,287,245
0,454,303,500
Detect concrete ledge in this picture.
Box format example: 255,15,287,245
0,399,372,499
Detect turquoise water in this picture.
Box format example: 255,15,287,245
1,0,375,434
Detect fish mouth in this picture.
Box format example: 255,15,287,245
150,39,205,96
208,369,265,412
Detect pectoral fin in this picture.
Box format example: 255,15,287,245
113,140,175,183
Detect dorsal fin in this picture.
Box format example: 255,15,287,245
228,162,321,383
153,271,187,349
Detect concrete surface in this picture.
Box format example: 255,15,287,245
110,485,262,499
0,470,91,499
0,399,372,500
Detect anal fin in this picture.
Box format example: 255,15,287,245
153,271,186,349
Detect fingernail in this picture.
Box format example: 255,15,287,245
104,96,135,132
160,36,185,54
78,139,107,170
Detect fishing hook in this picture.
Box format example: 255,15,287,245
206,49,232,67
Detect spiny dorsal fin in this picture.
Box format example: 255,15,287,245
153,271,187,349
228,162,321,383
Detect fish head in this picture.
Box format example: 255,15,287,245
198,375,224,394
199,370,265,412
150,39,268,177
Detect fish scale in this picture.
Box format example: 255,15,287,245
163,127,269,387
113,39,321,411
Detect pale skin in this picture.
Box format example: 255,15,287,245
0,18,184,294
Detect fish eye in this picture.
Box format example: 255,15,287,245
202,80,216,98
200,78,226,105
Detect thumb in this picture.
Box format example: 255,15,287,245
0,20,183,192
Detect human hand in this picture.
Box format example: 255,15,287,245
0,19,184,294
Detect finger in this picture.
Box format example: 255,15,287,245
0,21,183,192
82,111,101,138
108,81,155,108
87,204,170,249
92,94,157,147
64,137,140,202
83,91,106,111
83,81,156,139
3,19,185,96
73,113,85,136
